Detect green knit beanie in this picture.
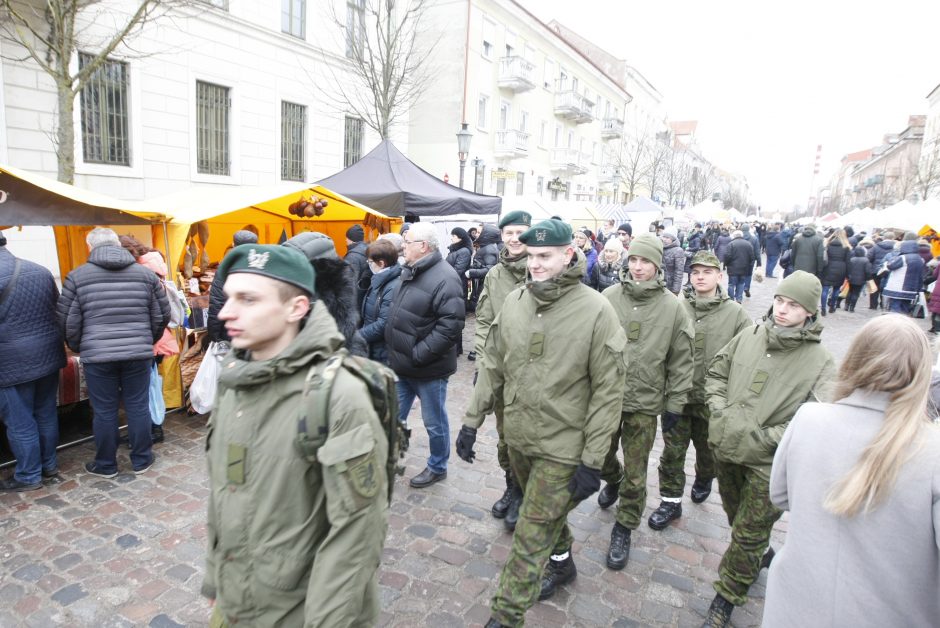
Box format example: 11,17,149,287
626,233,663,268
775,270,821,315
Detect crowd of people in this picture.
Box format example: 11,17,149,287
1,213,939,628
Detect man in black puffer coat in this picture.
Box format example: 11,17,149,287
466,224,501,311
723,230,755,303
0,232,66,492
57,228,170,478
386,222,465,489
344,225,370,308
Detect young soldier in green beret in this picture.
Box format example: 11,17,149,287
472,210,532,530
701,270,834,628
650,250,751,531
457,220,626,627
598,232,694,571
202,245,388,628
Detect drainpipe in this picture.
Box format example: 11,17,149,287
461,0,471,124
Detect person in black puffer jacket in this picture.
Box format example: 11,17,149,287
446,227,473,287
819,229,850,314
845,246,872,312
714,229,732,264
723,230,756,303
208,230,258,342
57,228,170,477
344,225,370,308
0,232,66,491
590,236,625,292
358,239,402,365
466,224,501,311
283,231,367,357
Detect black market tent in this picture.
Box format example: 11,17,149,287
316,140,502,217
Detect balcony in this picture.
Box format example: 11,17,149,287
553,91,594,124
494,129,530,157
497,56,536,92
601,117,624,139
597,165,621,184
550,148,588,175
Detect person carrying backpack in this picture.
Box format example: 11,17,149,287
203,244,389,627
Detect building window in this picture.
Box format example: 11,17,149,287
474,164,485,193
499,101,510,130
196,80,230,176
79,53,130,166
477,95,488,128
344,115,363,167
539,121,546,146
281,101,306,181
346,0,365,58
282,0,305,38
544,59,554,89
482,18,495,59
537,175,544,196
496,176,505,196
519,110,528,133
515,172,524,196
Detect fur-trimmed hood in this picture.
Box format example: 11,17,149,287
311,257,367,356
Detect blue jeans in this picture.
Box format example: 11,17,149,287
765,255,779,277
888,298,912,314
397,376,450,474
727,275,747,302
0,371,60,484
83,359,153,473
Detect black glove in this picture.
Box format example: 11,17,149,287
661,411,682,434
455,425,478,463
567,464,601,502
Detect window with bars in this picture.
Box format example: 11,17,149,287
281,101,306,181
79,53,130,166
346,0,365,58
344,116,363,168
515,172,524,196
196,81,230,176
282,0,305,38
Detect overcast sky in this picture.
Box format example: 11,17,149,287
517,0,940,212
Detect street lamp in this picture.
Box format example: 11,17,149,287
456,122,473,189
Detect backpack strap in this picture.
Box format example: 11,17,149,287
296,353,346,463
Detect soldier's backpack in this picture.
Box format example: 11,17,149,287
295,349,409,503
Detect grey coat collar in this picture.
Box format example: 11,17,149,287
835,388,892,412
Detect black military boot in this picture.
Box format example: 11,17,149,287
606,522,631,570
484,619,507,628
701,593,734,628
760,546,775,570
690,477,713,504
538,552,577,600
648,500,682,530
492,473,515,519
503,485,523,531
597,481,620,509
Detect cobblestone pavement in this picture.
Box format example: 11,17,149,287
0,272,896,627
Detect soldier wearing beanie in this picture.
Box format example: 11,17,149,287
701,270,834,627
344,224,370,307
203,244,389,627
458,219,626,623
651,251,750,532
597,231,694,573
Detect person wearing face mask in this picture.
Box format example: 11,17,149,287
358,240,402,365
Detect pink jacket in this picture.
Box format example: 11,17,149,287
138,252,180,356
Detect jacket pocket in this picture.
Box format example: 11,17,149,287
318,424,380,521
253,551,310,591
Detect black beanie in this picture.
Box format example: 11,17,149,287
346,225,365,242
618,223,633,236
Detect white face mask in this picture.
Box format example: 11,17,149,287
368,260,380,274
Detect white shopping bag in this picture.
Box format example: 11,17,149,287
189,342,227,414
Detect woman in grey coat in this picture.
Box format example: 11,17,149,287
764,315,940,628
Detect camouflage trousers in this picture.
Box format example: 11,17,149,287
657,405,715,498
599,412,657,529
490,449,577,626
713,462,782,607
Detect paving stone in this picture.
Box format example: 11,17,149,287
12,562,50,582
451,503,486,521
0,582,26,604
405,524,435,539
34,494,69,510
51,583,87,606
165,564,196,582
464,558,501,580
115,534,142,549
52,553,82,570
149,613,185,628
652,568,696,593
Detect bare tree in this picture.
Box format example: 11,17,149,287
0,0,194,183
328,0,437,139
643,135,671,202
608,112,661,202
663,148,691,207
915,139,940,200
688,164,719,205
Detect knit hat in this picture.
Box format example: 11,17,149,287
346,225,365,242
689,250,721,269
399,223,411,235
216,244,315,295
283,231,339,261
618,223,633,236
519,219,573,247
775,270,822,315
498,211,532,229
233,230,259,246
903,231,918,241
626,233,663,268
603,237,624,254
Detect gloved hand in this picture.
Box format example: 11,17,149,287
567,463,601,502
661,411,682,434
455,425,478,463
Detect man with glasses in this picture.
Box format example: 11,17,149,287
617,223,633,250
385,222,465,488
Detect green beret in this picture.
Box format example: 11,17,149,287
216,244,316,295
690,250,721,269
498,210,532,229
519,219,573,247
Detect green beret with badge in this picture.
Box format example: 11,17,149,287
519,219,573,247
689,250,721,269
498,210,533,229
216,244,316,295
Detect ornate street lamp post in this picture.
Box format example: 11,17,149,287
456,122,473,189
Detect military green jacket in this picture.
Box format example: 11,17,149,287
602,274,694,416
473,247,528,356
679,285,752,408
705,315,834,480
202,301,388,627
465,253,626,470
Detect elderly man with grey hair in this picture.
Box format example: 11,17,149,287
385,221,465,488
57,227,170,477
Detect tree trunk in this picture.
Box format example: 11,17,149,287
57,84,76,184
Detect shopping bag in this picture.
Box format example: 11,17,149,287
149,362,166,426
159,352,184,409
189,341,225,414
753,267,764,283
911,293,927,319
838,279,850,299
866,279,879,294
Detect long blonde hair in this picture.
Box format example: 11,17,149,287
824,315,933,517
825,227,850,249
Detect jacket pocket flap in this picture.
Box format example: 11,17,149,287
254,552,309,591
318,424,375,466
